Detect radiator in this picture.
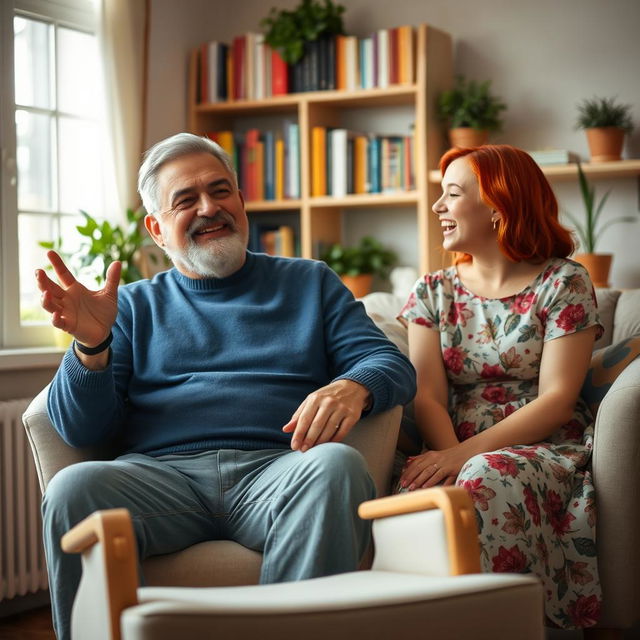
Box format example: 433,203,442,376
0,398,49,601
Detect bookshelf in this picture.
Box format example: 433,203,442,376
188,24,453,274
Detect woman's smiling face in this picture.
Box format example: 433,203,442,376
432,156,496,254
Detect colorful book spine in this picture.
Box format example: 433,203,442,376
311,126,327,197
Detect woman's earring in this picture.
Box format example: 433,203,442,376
492,219,497,231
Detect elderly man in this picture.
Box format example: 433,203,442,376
36,132,416,640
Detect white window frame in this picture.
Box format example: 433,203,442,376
0,0,99,348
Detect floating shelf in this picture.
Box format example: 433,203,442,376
429,159,640,184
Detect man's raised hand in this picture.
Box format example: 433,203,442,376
35,251,122,348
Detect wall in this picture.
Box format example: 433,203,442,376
146,0,640,287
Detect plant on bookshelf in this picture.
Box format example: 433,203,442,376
566,163,638,287
261,0,346,64
437,74,506,148
321,236,397,298
575,96,634,162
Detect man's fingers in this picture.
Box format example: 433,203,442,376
46,251,77,288
104,261,122,296
35,268,65,297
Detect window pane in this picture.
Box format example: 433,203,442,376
16,109,55,212
58,116,103,216
14,17,53,110
19,213,57,324
58,27,100,117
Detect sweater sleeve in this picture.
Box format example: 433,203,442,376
320,266,416,412
46,297,134,448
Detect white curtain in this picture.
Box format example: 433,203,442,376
98,0,147,221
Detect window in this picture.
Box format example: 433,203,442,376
1,0,109,348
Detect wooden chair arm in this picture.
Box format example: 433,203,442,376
358,486,481,576
62,509,139,640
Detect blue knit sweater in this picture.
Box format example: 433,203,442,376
48,252,416,456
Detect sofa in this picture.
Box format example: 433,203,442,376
360,285,640,638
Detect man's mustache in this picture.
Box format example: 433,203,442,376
187,211,237,237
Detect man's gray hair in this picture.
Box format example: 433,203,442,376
138,132,237,215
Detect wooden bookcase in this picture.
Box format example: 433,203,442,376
187,24,453,275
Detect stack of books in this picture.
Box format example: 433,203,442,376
527,149,577,166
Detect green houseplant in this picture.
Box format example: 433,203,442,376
39,208,158,285
261,0,345,65
437,75,507,148
566,163,638,287
321,236,397,298
575,96,634,162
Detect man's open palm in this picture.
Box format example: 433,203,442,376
35,250,121,346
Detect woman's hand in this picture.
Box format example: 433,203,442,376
399,443,474,490
35,250,121,347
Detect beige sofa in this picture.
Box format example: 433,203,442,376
361,287,640,639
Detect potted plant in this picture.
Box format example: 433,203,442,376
320,236,397,298
437,75,507,148
39,209,161,346
565,164,638,287
261,0,345,65
575,96,634,162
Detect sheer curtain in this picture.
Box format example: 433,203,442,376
98,0,148,222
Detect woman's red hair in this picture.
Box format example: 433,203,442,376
439,145,574,264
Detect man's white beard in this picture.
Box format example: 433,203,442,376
163,215,248,278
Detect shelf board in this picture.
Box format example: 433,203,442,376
244,199,302,212
309,191,419,209
428,159,640,184
195,84,418,115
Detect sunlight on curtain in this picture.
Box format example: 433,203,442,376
98,0,147,220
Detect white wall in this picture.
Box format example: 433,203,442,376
146,0,640,287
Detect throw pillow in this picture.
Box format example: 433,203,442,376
581,334,640,418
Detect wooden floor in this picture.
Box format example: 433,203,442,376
0,606,56,640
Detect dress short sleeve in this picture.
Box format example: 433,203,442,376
538,260,604,342
398,271,444,330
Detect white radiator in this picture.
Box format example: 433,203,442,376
0,398,49,601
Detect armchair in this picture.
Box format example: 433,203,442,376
22,391,401,587
61,487,543,640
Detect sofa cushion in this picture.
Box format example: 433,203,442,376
612,290,640,344
581,334,640,418
593,289,621,349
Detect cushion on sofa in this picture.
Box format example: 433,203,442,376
593,289,621,350
581,335,640,418
612,290,640,345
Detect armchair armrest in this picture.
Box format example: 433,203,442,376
62,509,139,640
591,356,640,626
22,385,117,492
358,486,481,576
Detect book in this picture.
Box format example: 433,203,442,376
335,35,347,91
264,130,275,200
377,29,389,88
311,126,327,197
354,135,368,194
345,35,358,91
329,128,349,197
271,48,289,95
275,136,285,200
285,122,300,198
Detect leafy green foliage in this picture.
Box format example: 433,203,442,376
564,164,637,253
575,96,634,132
321,236,397,277
437,75,507,131
261,0,345,64
39,209,157,284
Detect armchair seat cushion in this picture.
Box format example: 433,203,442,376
121,572,543,640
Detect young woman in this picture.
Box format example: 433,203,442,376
398,145,602,629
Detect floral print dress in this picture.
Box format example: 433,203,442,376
399,258,603,629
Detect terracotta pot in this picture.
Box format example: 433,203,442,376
585,127,625,162
448,128,489,149
573,253,612,288
341,274,373,299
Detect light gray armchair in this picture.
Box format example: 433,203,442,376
22,390,401,587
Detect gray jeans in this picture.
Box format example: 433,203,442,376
42,443,375,640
